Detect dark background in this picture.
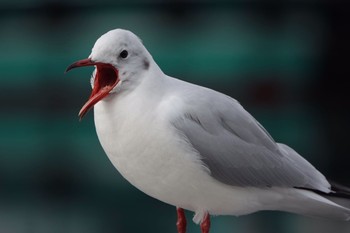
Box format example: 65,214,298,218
1,0,350,232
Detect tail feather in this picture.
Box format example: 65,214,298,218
319,181,350,210
276,188,350,221
328,181,350,199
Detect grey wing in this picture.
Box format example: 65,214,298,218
171,93,331,192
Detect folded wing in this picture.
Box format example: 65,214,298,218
171,90,330,193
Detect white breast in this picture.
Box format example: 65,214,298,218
93,88,206,207
92,77,296,223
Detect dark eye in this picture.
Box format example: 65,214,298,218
120,50,128,59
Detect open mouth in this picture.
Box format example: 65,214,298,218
66,58,120,119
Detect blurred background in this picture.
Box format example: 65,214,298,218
1,0,350,232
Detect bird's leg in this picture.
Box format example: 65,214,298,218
200,213,210,233
176,207,187,233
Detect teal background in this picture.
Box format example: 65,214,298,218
1,1,350,233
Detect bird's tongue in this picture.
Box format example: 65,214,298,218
79,64,119,119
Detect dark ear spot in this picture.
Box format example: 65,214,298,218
143,58,150,70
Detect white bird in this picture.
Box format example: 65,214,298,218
66,29,350,233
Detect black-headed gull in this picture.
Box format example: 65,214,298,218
66,29,350,233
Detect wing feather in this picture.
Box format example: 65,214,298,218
170,87,330,192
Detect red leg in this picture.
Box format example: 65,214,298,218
200,213,210,233
176,207,187,233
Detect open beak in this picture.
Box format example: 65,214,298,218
66,58,120,120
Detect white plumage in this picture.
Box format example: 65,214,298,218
67,29,350,233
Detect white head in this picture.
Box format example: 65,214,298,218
66,29,153,119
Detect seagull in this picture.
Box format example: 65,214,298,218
66,29,350,233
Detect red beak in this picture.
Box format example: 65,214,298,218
65,58,97,72
66,58,120,120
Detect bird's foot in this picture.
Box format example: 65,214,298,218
176,207,187,233
200,213,210,233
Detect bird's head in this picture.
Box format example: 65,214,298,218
66,29,152,119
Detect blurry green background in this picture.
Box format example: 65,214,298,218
1,0,350,232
